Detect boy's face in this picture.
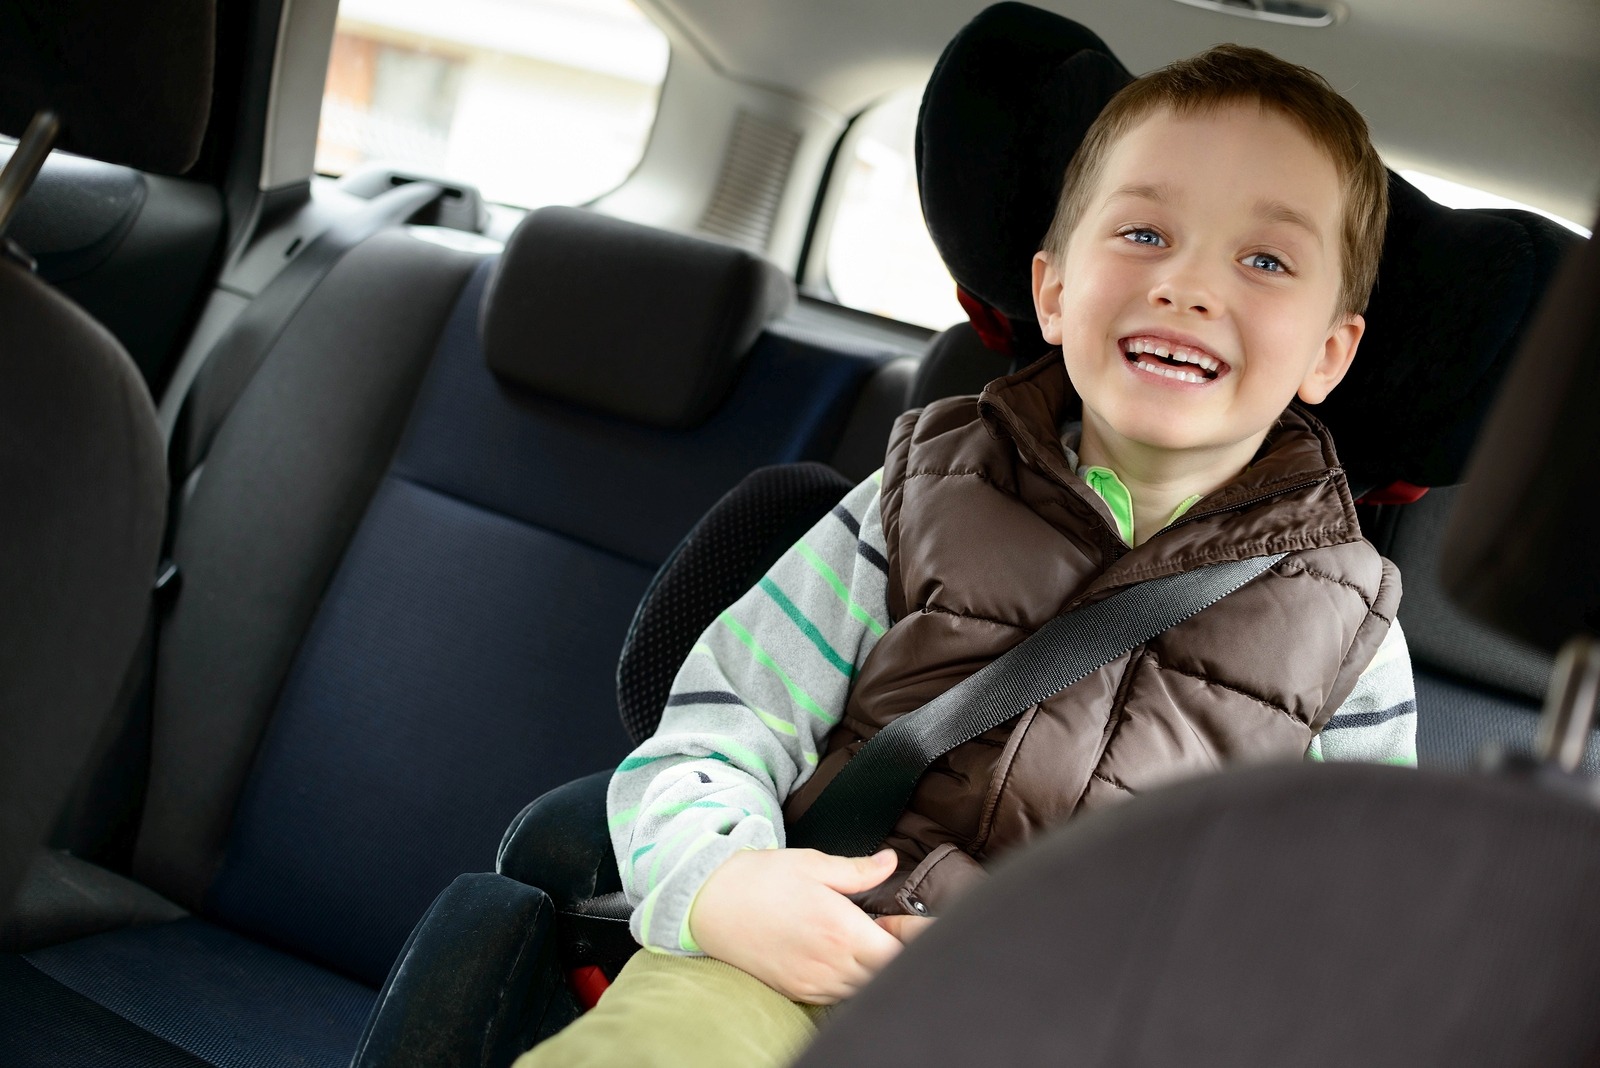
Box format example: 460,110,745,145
1033,102,1364,465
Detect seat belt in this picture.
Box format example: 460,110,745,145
787,553,1287,858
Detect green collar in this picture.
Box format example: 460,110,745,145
1079,465,1202,546
1061,425,1202,546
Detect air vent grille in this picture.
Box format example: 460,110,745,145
696,110,801,253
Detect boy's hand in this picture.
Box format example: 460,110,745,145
689,847,904,1005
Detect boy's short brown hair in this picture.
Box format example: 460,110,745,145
1041,44,1388,318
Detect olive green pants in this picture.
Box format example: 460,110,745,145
514,952,829,1068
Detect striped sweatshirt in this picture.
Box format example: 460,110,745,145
608,470,1419,955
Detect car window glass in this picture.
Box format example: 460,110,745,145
315,0,668,208
825,87,965,331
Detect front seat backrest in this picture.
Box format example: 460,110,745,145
0,0,212,922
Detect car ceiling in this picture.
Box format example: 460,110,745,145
648,0,1600,227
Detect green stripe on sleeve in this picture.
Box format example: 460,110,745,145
637,885,660,946
608,805,640,832
759,576,855,677
717,612,839,725
753,706,798,736
794,541,887,636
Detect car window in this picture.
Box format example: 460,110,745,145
315,0,668,209
824,87,966,331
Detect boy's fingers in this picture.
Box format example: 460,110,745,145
876,913,937,944
848,911,906,975
808,848,899,894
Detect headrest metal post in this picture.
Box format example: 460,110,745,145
1536,635,1600,773
0,110,61,243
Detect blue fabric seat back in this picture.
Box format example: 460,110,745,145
205,253,882,985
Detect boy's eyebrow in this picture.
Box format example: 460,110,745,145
1254,199,1325,247
1103,182,1171,207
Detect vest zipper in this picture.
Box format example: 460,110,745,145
1159,473,1333,535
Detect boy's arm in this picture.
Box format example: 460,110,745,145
1308,618,1418,766
607,470,891,954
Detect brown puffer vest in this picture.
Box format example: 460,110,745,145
784,356,1400,916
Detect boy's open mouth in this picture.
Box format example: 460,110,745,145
1120,337,1228,384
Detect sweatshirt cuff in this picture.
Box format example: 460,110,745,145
629,819,776,955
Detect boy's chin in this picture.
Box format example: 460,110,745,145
1100,417,1265,461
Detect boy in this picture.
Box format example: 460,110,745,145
521,42,1416,1067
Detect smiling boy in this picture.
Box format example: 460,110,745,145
520,43,1416,1068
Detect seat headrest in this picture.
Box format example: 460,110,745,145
908,322,1013,409
1439,211,1600,655
0,1,214,175
917,1,1580,492
480,206,795,430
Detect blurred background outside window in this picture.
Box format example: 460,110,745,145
825,88,966,332
316,0,668,209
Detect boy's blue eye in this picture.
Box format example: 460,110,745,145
1245,253,1287,273
1120,228,1164,246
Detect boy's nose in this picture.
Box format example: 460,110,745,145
1149,265,1220,316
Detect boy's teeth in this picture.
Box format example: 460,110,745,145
1131,361,1206,384
1125,338,1222,375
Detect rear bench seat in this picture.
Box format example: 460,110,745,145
0,206,903,1068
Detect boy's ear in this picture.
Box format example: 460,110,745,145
1297,313,1365,405
1032,251,1065,345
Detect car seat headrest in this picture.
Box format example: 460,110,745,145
480,206,795,430
916,1,1580,492
916,3,1131,359
1439,209,1600,655
0,1,215,176
908,322,1013,409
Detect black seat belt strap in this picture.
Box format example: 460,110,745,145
787,552,1286,857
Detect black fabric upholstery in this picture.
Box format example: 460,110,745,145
18,919,375,1068
0,261,166,923
796,763,1600,1067
914,2,1579,491
616,462,854,743
480,206,795,429
0,955,211,1068
1320,192,1577,491
350,873,561,1068
133,232,480,909
1415,668,1600,775
497,771,620,906
2,149,147,277
0,1,214,175
906,321,1012,408
826,357,915,483
1390,487,1552,701
916,4,1130,335
1,851,186,954
1440,212,1600,653
168,180,449,480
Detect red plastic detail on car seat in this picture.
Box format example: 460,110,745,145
1356,480,1429,505
569,965,612,1010
956,287,1015,356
